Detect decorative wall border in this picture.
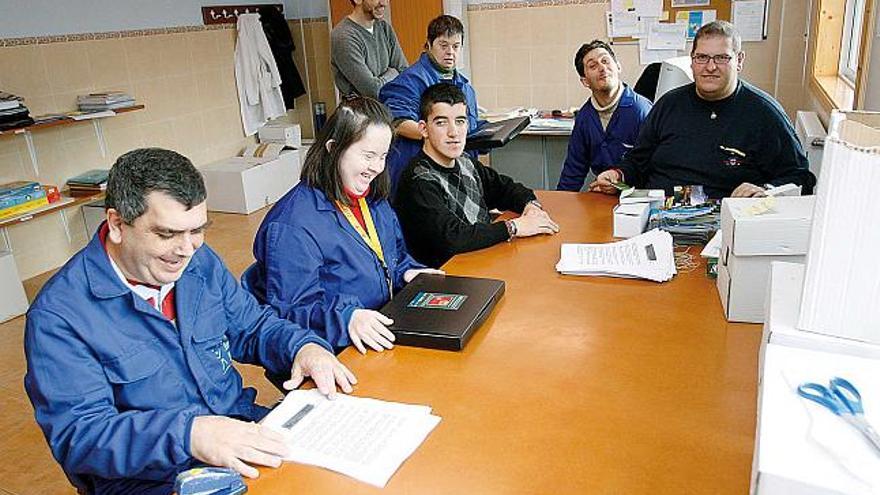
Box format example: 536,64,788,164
467,0,606,11
0,23,234,47
0,16,330,47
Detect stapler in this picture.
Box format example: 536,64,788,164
174,467,247,495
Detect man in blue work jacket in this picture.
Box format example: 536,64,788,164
24,148,356,494
379,14,480,196
556,40,652,193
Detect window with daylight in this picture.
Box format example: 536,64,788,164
810,0,875,110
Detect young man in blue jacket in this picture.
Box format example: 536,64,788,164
24,148,355,494
379,14,481,195
556,40,653,193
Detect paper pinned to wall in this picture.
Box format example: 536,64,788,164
675,10,717,38
671,0,710,6
733,0,767,41
639,38,679,65
635,0,663,17
611,0,662,17
647,21,687,50
610,11,642,37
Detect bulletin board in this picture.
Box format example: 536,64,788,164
610,0,732,44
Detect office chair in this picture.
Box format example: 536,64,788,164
633,62,662,102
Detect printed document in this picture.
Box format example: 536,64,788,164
556,229,676,282
262,389,441,487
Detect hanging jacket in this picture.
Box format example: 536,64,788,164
258,6,306,108
234,13,286,136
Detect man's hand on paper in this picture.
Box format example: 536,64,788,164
403,268,445,283
589,169,623,195
513,208,560,237
285,343,357,398
731,182,767,198
348,309,396,354
190,415,289,479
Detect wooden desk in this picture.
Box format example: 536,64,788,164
248,191,761,494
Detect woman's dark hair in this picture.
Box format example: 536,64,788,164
105,148,206,224
301,96,394,204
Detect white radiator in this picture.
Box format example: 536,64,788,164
795,111,826,182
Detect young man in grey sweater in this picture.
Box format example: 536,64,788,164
331,0,408,99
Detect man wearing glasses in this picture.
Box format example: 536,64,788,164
592,21,815,198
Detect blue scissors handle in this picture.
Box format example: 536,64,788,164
797,377,864,416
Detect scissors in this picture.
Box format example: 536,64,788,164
798,377,880,455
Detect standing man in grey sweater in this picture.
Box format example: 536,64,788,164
331,0,409,99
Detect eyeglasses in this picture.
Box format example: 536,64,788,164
691,53,735,65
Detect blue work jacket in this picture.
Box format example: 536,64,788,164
556,85,652,191
24,228,330,492
379,52,481,195
247,183,424,351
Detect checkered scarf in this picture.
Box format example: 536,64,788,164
411,155,490,225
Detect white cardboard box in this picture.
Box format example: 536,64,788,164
258,122,302,148
717,196,814,323
201,150,301,214
799,111,880,345
759,262,880,384
752,343,880,495
0,250,28,323
612,203,650,238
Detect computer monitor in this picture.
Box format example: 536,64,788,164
654,56,694,101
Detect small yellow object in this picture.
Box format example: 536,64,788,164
744,196,776,216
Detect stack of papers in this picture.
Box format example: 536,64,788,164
526,118,575,133
77,91,136,111
262,390,441,488
555,229,676,282
649,204,720,245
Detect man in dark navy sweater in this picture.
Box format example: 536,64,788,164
592,21,816,199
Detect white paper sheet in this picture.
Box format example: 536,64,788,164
638,38,679,65
263,390,441,488
556,229,676,282
610,11,641,37
671,0,710,6
635,0,663,17
647,22,687,50
733,0,767,42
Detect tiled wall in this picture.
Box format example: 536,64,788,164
466,1,810,118
0,20,335,280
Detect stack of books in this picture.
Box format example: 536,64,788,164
648,204,720,245
77,92,136,112
0,181,61,220
0,91,34,131
66,169,109,197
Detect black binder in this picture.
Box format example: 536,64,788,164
380,274,505,351
465,116,531,151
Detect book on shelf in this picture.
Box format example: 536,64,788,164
67,169,109,186
0,196,50,220
0,181,41,198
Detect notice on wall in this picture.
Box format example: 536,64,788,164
733,0,768,41
675,10,717,38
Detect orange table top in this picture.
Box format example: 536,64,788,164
247,191,761,494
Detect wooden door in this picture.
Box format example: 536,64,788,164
391,0,443,64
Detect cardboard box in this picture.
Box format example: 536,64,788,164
759,262,880,382
612,203,650,238
258,122,302,148
716,196,814,323
201,150,301,214
0,250,28,323
752,343,880,495
799,111,880,344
